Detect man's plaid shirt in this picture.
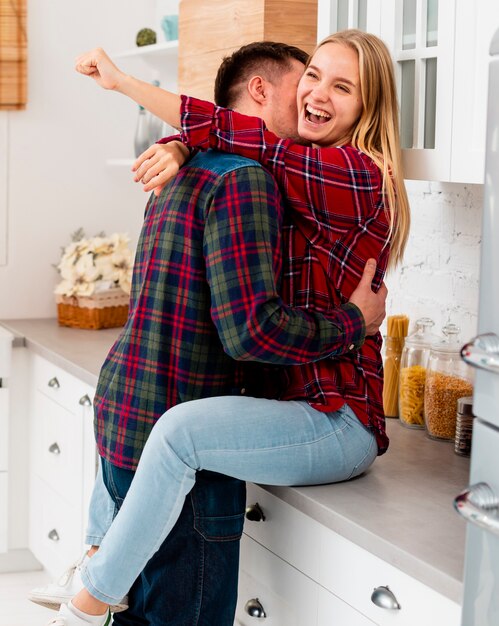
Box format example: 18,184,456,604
94,151,366,470
179,97,391,454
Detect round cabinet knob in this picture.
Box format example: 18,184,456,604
79,394,92,407
245,502,266,522
244,598,267,618
48,442,61,455
371,585,401,610
47,529,60,542
47,377,60,389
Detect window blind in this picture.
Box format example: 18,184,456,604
0,0,27,110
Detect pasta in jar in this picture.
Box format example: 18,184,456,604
398,318,439,429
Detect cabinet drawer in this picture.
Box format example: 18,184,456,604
0,472,7,553
317,586,376,626
244,483,322,581
244,485,461,626
0,387,7,471
30,475,83,577
32,391,83,508
33,354,94,413
236,534,371,626
317,524,461,626
235,534,319,626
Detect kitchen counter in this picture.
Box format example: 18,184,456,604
1,318,469,604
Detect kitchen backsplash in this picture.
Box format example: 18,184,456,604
385,180,483,344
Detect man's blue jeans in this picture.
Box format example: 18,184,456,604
100,460,246,626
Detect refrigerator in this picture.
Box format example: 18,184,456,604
454,26,499,626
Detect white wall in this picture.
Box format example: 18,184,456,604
385,181,483,344
0,1,484,335
0,0,177,319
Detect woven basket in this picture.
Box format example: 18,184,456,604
55,288,129,330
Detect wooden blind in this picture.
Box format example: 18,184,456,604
0,0,27,110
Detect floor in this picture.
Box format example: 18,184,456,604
0,570,54,626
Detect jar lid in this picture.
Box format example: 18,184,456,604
404,317,440,348
430,323,462,355
457,396,474,416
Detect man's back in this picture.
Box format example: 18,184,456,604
94,151,285,470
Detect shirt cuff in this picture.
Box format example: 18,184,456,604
335,302,366,352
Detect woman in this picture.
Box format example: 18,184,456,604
52,30,410,625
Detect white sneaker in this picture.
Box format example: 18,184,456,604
29,552,128,613
46,603,111,626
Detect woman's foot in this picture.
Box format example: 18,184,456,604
46,601,111,625
29,549,128,612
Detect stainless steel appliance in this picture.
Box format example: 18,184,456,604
455,27,499,626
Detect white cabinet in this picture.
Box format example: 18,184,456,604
317,0,499,183
239,484,461,626
28,354,97,577
0,113,7,266
0,326,13,554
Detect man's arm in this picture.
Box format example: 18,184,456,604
204,165,384,365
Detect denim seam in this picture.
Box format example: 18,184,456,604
347,433,377,480
192,493,205,626
195,422,351,456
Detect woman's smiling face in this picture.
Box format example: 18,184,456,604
297,42,363,148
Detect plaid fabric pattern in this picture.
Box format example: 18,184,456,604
94,151,365,469
180,97,390,454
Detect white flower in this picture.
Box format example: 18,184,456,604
55,230,134,298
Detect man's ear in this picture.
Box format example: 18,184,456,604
246,75,267,104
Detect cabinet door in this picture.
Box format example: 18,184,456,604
317,0,382,41
380,0,455,181
451,0,499,183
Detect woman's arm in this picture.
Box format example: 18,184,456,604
75,48,182,129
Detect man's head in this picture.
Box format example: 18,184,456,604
214,42,308,141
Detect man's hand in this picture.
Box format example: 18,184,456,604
132,141,190,196
349,259,387,336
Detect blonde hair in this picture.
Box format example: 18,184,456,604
311,30,410,269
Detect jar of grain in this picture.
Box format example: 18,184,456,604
399,318,440,429
424,324,474,441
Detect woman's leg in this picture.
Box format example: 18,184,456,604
81,397,377,605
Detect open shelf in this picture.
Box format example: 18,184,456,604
114,40,178,61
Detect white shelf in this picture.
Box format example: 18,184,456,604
114,40,178,61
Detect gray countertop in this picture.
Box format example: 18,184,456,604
1,318,469,604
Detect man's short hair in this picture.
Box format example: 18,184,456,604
214,41,309,108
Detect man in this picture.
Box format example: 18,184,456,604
37,42,386,626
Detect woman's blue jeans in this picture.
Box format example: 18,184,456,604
81,397,377,606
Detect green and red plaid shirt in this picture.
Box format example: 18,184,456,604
179,97,391,454
94,151,365,470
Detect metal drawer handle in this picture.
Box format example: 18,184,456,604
48,442,61,455
47,529,60,542
79,394,92,407
245,502,266,522
244,598,267,618
461,332,499,374
454,482,499,536
47,377,60,389
371,586,401,610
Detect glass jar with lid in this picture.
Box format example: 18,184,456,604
398,318,440,428
424,323,474,440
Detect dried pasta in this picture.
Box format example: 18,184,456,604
399,365,426,426
382,315,409,418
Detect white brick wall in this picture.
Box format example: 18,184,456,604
384,181,483,344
